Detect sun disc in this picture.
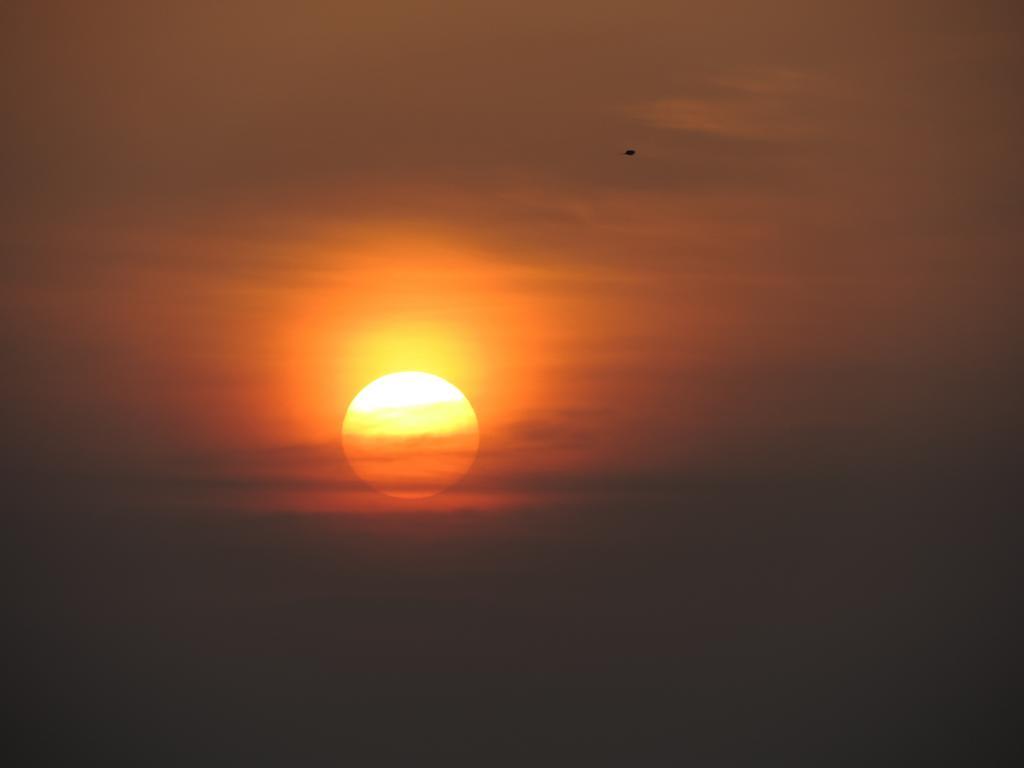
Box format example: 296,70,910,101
342,372,479,499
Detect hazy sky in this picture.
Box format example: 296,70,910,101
4,1,1021,507
4,2,1021,762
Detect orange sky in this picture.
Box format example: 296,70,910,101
7,7,1022,763
2,0,1021,513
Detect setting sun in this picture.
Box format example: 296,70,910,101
342,372,480,499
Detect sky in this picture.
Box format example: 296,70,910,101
4,1,1022,763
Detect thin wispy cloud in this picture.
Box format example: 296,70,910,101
635,70,821,140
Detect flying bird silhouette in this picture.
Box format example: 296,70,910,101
623,148,636,156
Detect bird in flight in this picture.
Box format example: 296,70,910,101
623,148,636,156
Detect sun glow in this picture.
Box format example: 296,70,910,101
342,372,479,499
278,243,568,509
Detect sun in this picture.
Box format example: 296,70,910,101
342,372,480,499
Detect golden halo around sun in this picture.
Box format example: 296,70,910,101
342,372,480,499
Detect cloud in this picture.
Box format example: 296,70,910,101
493,409,602,452
635,70,820,140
